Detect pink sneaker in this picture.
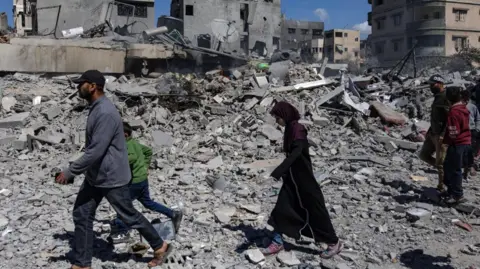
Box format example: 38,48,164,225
320,241,343,259
260,242,284,256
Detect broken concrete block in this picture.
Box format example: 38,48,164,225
206,105,227,116
245,249,265,264
1,96,16,112
232,70,242,79
0,112,30,129
129,119,146,130
240,204,261,214
0,135,16,146
152,131,173,147
260,124,282,141
0,214,8,230
406,208,431,222
373,135,419,151
254,74,269,88
277,251,301,266
244,98,259,110
370,101,408,125
214,207,236,224
44,107,62,120
312,114,330,126
206,156,223,169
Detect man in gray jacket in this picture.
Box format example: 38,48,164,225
55,70,171,269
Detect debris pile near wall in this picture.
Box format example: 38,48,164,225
0,63,479,269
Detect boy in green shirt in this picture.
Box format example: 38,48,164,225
111,122,183,243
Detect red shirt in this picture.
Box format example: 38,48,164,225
443,103,471,145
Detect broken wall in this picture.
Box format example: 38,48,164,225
0,12,7,32
175,0,281,57
36,0,155,37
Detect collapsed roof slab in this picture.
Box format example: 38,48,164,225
126,43,187,59
0,38,126,74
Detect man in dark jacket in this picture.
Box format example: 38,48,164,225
418,75,450,191
55,70,172,269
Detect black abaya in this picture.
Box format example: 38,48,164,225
269,139,338,244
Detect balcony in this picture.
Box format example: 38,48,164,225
406,19,445,31
415,46,445,57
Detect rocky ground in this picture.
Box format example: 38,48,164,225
0,66,479,269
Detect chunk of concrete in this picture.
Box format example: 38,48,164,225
245,249,265,264
152,131,173,147
44,107,62,120
406,208,431,222
260,124,282,141
370,101,408,125
312,114,330,126
0,112,30,128
277,251,301,266
374,135,419,151
254,74,269,88
1,97,17,112
0,214,8,230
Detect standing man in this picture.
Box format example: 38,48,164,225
55,70,172,269
418,75,450,192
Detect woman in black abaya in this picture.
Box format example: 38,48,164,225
261,101,343,259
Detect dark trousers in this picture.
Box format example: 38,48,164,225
72,181,164,267
113,180,173,232
444,144,468,199
464,130,479,168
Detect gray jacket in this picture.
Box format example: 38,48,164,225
467,102,480,132
63,96,131,188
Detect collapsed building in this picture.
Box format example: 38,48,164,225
169,0,282,57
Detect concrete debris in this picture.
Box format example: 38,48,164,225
0,61,479,269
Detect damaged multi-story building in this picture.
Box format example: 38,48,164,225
324,29,361,63
168,0,282,57
281,18,324,50
368,0,480,66
13,0,155,37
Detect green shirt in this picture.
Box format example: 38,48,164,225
126,137,153,184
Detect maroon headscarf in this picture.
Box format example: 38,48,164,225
270,101,307,153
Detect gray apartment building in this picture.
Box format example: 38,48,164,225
281,18,324,50
14,0,155,37
169,0,282,57
368,0,480,66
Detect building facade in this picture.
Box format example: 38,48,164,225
299,38,324,61
14,0,155,37
281,18,324,50
0,12,7,32
169,0,282,57
324,29,361,63
368,0,480,66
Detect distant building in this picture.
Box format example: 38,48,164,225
14,0,155,37
281,18,324,50
368,0,480,66
324,29,361,63
300,38,324,61
169,0,282,57
0,12,7,32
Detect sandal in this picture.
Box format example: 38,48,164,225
260,242,284,256
148,244,174,268
320,241,343,259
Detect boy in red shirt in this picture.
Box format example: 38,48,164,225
443,87,471,204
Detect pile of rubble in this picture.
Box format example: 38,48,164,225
0,63,480,269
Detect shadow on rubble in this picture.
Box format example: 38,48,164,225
222,224,317,255
49,232,149,264
381,177,442,206
399,249,454,269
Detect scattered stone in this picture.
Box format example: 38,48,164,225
245,249,265,264
277,251,301,266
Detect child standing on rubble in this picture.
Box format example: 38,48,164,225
461,89,480,178
110,122,183,244
442,87,471,204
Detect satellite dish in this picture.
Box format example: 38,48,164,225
211,19,239,43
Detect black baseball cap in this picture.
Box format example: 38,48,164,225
72,70,106,86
